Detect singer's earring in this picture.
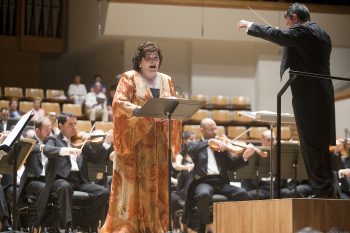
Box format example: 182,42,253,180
139,64,142,68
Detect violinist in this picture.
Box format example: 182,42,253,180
171,131,196,232
186,118,255,233
17,117,53,232
42,112,111,233
330,137,350,199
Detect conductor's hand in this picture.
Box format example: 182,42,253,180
237,20,253,31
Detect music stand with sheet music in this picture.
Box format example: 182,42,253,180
134,98,205,233
0,110,34,231
232,142,307,198
237,110,295,198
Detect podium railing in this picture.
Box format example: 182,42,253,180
275,70,350,198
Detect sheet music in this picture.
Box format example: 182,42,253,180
1,110,33,150
0,138,35,174
238,110,295,124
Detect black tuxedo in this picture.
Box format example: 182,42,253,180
17,136,47,226
188,140,248,181
41,133,109,229
248,22,336,197
187,139,249,228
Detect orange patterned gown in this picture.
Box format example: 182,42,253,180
101,70,182,233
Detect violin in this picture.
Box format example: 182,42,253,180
71,130,106,149
208,136,268,158
329,137,349,156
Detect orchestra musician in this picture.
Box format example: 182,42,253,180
0,131,12,231
186,118,255,233
17,117,53,232
237,3,337,198
42,112,112,233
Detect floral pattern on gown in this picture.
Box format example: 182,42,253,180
100,70,182,233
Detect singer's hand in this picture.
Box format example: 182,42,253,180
237,20,253,31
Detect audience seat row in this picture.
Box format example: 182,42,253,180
190,109,262,124
183,125,292,141
191,94,251,110
0,100,84,119
76,120,113,132
0,86,66,100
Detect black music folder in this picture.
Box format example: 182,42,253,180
134,98,205,120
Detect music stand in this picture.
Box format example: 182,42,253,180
237,111,295,198
134,98,205,233
0,110,34,231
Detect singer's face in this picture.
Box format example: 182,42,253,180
140,51,160,80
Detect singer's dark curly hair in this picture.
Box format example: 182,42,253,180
284,3,310,22
132,41,163,72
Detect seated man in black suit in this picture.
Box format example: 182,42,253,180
187,118,255,233
17,117,53,232
43,112,111,233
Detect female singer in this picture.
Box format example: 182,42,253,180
100,41,182,233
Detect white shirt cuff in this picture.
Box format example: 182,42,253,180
103,142,112,150
246,22,253,33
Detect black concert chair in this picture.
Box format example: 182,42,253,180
17,191,92,232
182,179,228,233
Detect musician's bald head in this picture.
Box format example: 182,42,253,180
200,118,217,139
261,129,275,147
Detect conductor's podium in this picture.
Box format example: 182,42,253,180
213,198,350,233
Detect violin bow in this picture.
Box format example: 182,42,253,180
79,122,96,150
247,5,273,27
230,127,252,142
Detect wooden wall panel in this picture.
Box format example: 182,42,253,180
0,51,40,88
214,199,350,233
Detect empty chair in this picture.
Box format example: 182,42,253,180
249,127,269,140
95,121,113,132
273,126,292,141
191,94,209,107
190,109,210,123
76,120,93,132
227,126,248,140
4,87,23,98
216,125,226,137
62,103,83,118
183,125,201,140
19,101,34,113
211,110,231,124
210,95,229,109
41,102,60,115
46,89,66,99
25,88,44,99
0,100,9,109
232,111,254,123
231,96,251,110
